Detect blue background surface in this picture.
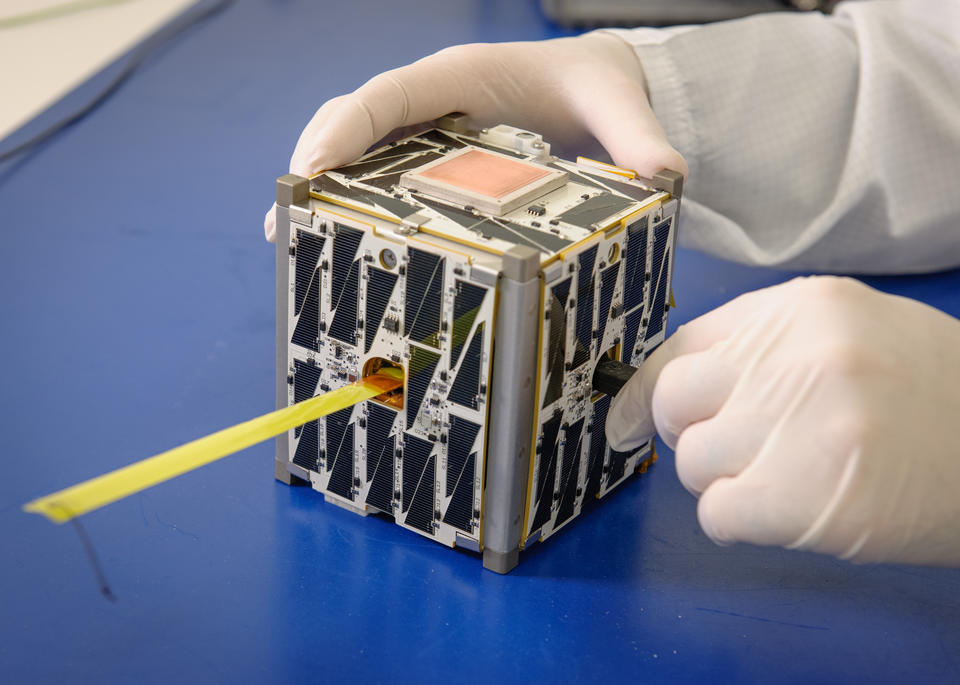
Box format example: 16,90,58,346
2,1,958,682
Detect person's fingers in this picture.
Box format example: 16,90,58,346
605,330,713,452
695,477,745,545
697,474,805,548
289,45,503,178
289,95,372,177
366,121,438,154
576,75,687,179
673,412,767,496
567,34,687,179
264,203,277,243
606,286,775,451
650,349,738,448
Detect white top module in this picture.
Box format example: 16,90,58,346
400,146,567,216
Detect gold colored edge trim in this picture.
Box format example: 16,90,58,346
310,191,401,226
576,156,636,179
476,275,501,550
312,199,380,232
519,271,547,547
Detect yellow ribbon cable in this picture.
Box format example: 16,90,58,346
23,370,403,524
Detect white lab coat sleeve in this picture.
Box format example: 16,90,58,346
604,0,960,274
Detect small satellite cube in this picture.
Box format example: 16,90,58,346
274,115,682,573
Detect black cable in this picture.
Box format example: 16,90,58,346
0,0,235,165
71,517,118,602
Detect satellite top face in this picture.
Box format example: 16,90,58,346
274,117,682,573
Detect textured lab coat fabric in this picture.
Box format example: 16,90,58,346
607,0,960,274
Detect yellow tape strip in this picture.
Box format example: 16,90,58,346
23,371,403,524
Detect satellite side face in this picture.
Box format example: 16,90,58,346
282,210,496,549
524,207,677,546
275,122,679,564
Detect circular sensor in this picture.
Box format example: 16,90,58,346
379,249,398,270
608,243,620,263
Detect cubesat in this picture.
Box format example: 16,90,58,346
274,114,682,573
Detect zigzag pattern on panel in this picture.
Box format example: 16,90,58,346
542,278,572,409
292,360,322,472
448,323,484,410
291,230,324,352
645,219,672,341
585,396,611,500
326,406,355,501
405,248,444,347
294,230,324,315
532,413,562,534
406,346,440,430
623,308,644,365
556,418,585,527
365,403,396,513
402,434,436,535
623,216,648,313
573,246,597,369
443,415,480,533
596,262,620,349
450,280,487,370
327,225,363,345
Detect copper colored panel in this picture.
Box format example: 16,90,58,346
419,149,550,199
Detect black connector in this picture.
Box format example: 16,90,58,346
591,358,639,397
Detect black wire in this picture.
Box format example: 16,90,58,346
0,0,235,165
46,501,117,602
71,517,118,602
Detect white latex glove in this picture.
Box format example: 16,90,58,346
264,32,687,241
606,276,960,566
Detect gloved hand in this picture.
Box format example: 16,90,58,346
264,32,687,241
606,276,960,566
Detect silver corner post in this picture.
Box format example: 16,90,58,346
274,174,310,485
482,244,541,574
652,168,684,298
651,168,683,200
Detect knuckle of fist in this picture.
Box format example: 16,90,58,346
815,339,868,377
822,411,870,455
790,277,872,324
791,274,864,301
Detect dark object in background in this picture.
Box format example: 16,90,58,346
541,0,837,27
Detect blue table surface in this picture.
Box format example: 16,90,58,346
2,1,959,682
